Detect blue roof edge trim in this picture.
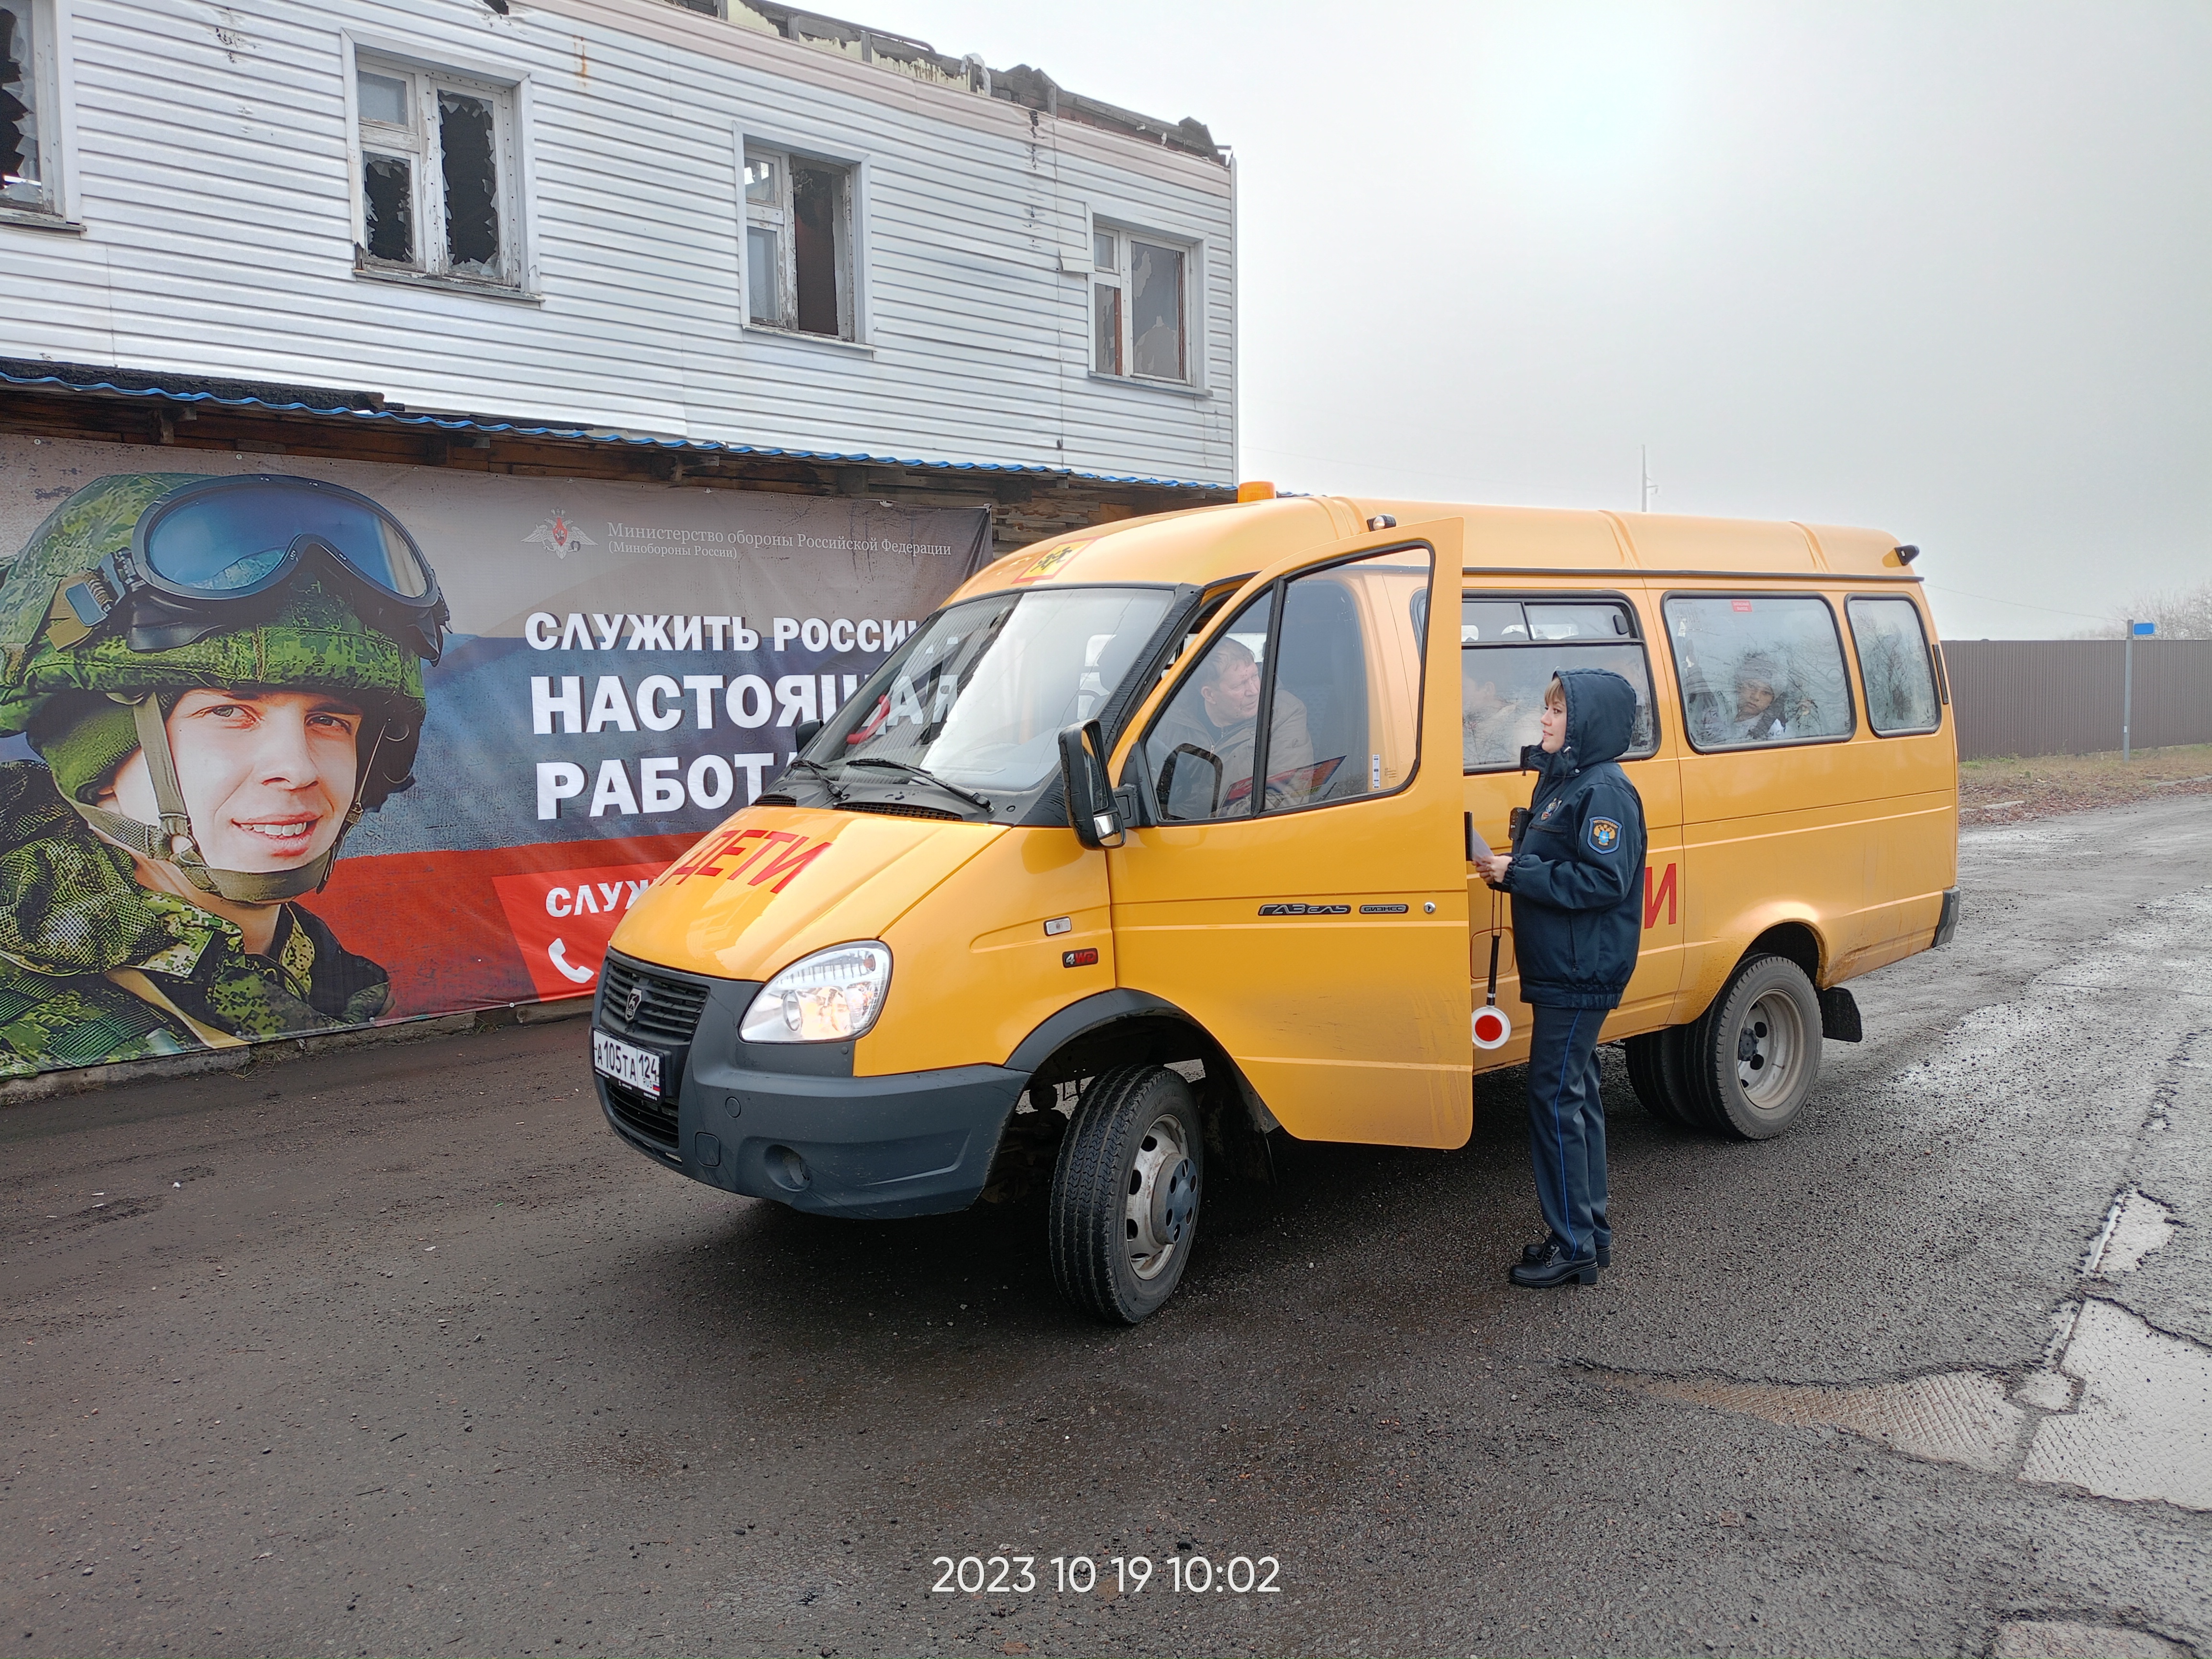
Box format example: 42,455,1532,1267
0,367,1229,492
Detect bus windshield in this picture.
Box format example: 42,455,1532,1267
812,586,1178,796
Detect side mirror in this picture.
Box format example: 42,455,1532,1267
1058,719,1124,848
791,719,824,755
1157,744,1222,818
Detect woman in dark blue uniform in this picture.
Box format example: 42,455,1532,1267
1475,669,1647,1288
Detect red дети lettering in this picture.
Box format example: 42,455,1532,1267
746,838,829,893
667,827,745,882
724,830,797,878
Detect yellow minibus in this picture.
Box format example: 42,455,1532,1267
592,497,1959,1321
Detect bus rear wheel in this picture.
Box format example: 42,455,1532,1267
1625,1028,1692,1125
1049,1065,1204,1324
1687,954,1823,1140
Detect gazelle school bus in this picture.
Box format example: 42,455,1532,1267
592,496,1959,1322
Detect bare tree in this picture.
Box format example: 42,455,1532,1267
2095,582,2212,640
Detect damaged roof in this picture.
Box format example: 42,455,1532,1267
0,360,1225,492
655,0,1224,160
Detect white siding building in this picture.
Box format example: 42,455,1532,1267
0,0,1236,491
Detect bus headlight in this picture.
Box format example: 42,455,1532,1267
739,943,892,1044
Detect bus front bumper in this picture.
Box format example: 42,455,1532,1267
597,1060,1027,1220
590,956,1026,1219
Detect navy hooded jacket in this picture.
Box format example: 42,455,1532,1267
1500,667,1648,1010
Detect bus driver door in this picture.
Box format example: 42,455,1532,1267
1107,528,1473,1149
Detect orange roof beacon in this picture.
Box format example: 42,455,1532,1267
592,496,1958,1322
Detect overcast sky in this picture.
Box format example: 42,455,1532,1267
887,0,2208,638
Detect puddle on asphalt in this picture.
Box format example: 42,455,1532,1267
2083,1188,2177,1280
1601,1184,2211,1511
1992,1619,2190,1658
2020,1298,2212,1509
1614,1370,2024,1474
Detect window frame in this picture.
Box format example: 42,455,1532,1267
1090,221,1199,387
741,140,861,343
1845,594,1945,738
1133,542,1438,825
346,44,527,294
1458,588,1663,774
0,0,72,229
1661,589,1859,755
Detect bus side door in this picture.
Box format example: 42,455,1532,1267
1108,526,1472,1149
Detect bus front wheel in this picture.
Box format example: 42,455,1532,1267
1049,1065,1204,1324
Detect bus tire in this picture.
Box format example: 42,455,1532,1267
1049,1064,1204,1325
1624,1030,1689,1124
1667,1016,1726,1130
1689,954,1822,1140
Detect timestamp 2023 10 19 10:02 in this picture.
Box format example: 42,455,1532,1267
931,1555,1282,1596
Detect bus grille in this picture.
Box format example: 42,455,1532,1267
604,1078,680,1149
600,956,710,1046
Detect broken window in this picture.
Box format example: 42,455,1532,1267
744,145,855,339
1092,226,1192,383
354,56,517,286
0,0,52,215
1092,231,1121,375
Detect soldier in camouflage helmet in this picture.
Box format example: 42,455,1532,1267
0,471,447,1076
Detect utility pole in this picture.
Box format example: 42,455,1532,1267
1640,446,1657,512
2123,619,2154,760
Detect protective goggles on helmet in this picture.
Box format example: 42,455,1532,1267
56,475,448,661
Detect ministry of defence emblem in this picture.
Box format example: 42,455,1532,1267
524,510,597,560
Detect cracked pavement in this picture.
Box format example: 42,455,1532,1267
3,792,2209,1657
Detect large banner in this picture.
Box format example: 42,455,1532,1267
0,435,987,1074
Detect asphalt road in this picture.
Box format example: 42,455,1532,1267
6,793,2210,1659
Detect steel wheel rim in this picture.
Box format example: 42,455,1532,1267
1735,989,1804,1110
1124,1112,1197,1281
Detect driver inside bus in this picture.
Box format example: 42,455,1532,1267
1151,636,1313,816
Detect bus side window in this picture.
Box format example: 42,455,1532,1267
1664,595,1855,751
1141,595,1272,822
1847,597,1942,736
1267,547,1432,808
1461,595,1659,771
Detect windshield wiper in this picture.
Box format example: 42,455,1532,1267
782,757,847,801
845,757,993,813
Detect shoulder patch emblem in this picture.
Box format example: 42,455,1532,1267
1588,817,1621,853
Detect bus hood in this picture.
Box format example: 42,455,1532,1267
609,806,1006,983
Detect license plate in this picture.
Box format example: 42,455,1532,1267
593,1029,662,1098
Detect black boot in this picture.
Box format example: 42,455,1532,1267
1510,1239,1599,1288
1521,1233,1611,1270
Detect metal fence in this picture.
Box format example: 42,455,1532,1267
1941,639,2212,760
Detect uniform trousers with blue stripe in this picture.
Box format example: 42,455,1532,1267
1525,1004,1611,1262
